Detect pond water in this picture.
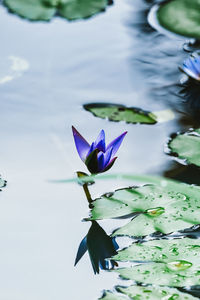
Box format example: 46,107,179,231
1,0,200,299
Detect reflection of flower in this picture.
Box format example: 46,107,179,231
72,126,127,174
181,53,200,81
74,221,119,274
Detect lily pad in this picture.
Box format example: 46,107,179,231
168,129,200,167
90,183,200,237
115,261,200,287
3,0,109,21
99,291,127,300
157,0,200,39
84,103,175,125
117,285,198,300
114,238,200,264
83,103,157,124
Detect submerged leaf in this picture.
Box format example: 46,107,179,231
117,285,198,299
157,0,200,39
168,128,200,167
90,183,200,237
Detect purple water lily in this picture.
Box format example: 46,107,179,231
72,126,127,174
181,53,200,81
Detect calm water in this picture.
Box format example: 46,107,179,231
0,0,200,299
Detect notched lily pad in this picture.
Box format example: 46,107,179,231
117,284,198,299
3,0,110,21
84,103,174,125
157,0,200,39
168,128,200,167
90,182,200,237
113,238,200,265
115,262,200,287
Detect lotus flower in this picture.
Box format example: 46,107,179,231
74,221,119,274
181,53,200,81
72,126,127,174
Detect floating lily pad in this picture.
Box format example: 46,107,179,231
117,285,198,300
114,238,200,264
3,0,109,21
84,103,174,125
90,183,200,237
168,129,200,167
115,261,200,287
99,291,127,300
157,0,200,39
83,103,157,124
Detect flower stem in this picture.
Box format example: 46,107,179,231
76,171,93,206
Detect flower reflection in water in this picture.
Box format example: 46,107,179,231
75,221,119,274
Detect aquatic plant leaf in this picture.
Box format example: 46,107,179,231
90,183,200,237
3,0,109,21
115,261,200,287
0,177,6,188
114,238,200,265
84,103,157,124
84,103,174,124
157,0,200,39
117,285,198,299
4,0,56,21
99,291,127,300
59,0,108,21
168,129,200,167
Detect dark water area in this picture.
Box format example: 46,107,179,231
1,0,200,299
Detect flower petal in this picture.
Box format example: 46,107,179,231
74,236,88,266
72,126,90,161
106,131,127,158
103,147,113,168
97,152,105,172
102,157,117,172
94,129,106,152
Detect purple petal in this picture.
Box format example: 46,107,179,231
97,152,104,172
102,157,117,172
94,130,106,152
106,131,127,158
103,147,113,168
72,126,90,161
182,56,200,80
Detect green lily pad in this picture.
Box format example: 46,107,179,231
84,103,175,125
117,285,198,299
114,238,200,264
3,0,56,21
90,183,200,237
168,129,200,167
59,0,108,21
83,103,157,124
3,0,109,21
115,261,200,287
99,291,127,300
157,0,200,39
